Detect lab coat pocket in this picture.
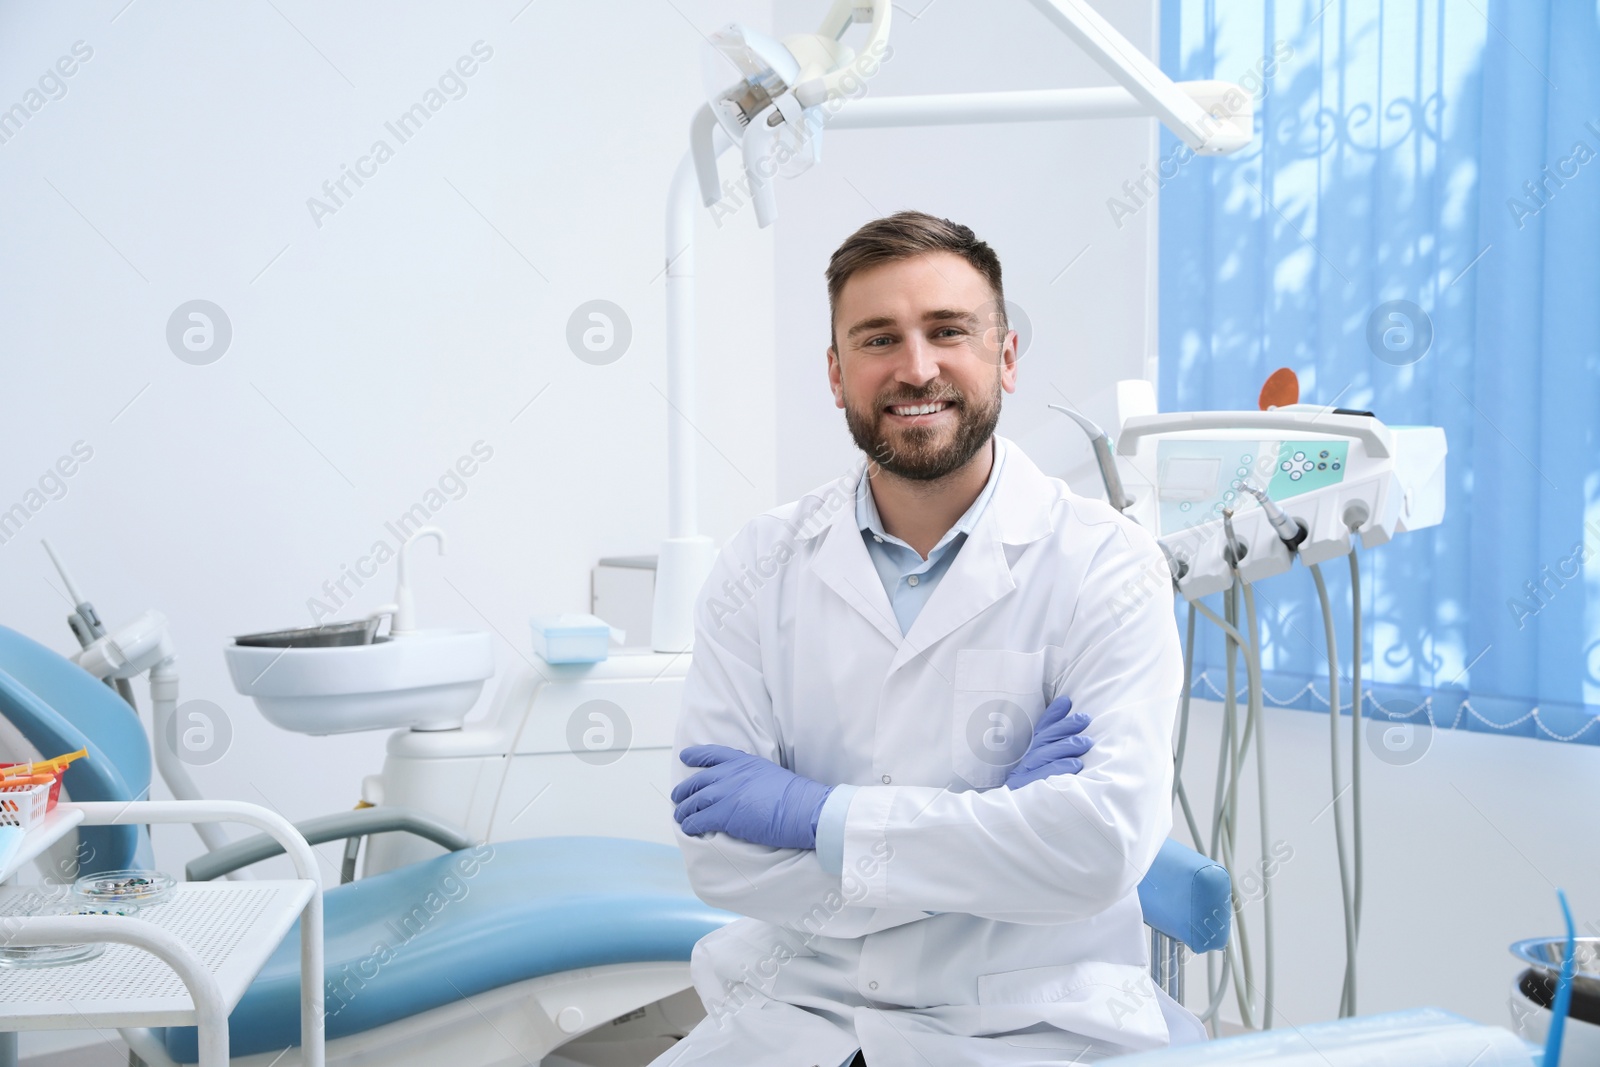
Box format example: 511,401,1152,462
977,961,1171,1053
951,648,1048,790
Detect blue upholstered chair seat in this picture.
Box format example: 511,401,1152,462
164,835,734,1062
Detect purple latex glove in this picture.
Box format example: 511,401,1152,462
672,744,834,849
1006,696,1094,788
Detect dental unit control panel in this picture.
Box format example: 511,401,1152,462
1114,406,1447,599
1055,379,1448,601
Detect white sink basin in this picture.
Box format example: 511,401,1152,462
224,629,495,735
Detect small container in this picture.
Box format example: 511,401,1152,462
0,764,63,812
0,900,141,968
74,869,176,906
529,614,621,664
0,779,55,830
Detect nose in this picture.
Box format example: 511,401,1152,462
893,332,941,390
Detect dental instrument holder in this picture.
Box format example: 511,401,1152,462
657,0,1255,651
39,540,137,708
66,611,233,857
1111,405,1447,600
1049,404,1133,512
1240,482,1307,550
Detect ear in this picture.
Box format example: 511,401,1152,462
999,329,1020,394
827,346,846,409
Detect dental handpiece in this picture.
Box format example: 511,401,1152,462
1240,483,1307,549
1048,404,1133,512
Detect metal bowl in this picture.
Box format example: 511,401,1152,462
1511,936,1600,998
233,619,388,649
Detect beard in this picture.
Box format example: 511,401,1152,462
843,372,1002,481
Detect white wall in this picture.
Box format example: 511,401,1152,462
771,0,1161,499
0,0,776,882
1176,696,1600,1031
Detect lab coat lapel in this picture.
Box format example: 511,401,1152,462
890,525,1013,674
807,464,905,649
889,438,1055,674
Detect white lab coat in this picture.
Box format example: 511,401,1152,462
653,437,1201,1067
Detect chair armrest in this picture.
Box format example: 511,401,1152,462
185,805,475,882
1137,838,1232,953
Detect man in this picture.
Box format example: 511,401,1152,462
654,212,1198,1066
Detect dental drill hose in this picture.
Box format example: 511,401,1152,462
1189,593,1271,1031
1224,487,1360,1019
1346,546,1365,1015
1311,562,1358,1017
1240,581,1274,1029
1173,605,1202,844
1223,583,1254,1028
1175,605,1239,1029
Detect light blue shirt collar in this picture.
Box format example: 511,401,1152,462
855,440,1005,560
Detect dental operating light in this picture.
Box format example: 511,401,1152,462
694,0,893,226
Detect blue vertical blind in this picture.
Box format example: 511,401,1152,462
1158,1,1600,742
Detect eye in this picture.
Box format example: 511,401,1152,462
934,326,966,339
863,334,896,348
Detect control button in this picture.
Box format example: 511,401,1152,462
1241,455,1252,464
1280,461,1292,471
1318,462,1327,470
1293,451,1306,461
1231,479,1241,488
1332,462,1342,470
1290,471,1302,481
1236,467,1249,478
1224,491,1236,502
869,981,879,991
1180,502,1191,511
881,774,891,784
1300,461,1315,472
1319,450,1330,458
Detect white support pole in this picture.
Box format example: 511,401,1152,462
826,82,1248,133
665,151,699,544
651,136,729,653
69,801,325,1067
147,660,236,862
831,85,1153,128
1024,0,1249,153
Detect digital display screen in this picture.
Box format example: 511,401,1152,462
1158,456,1221,500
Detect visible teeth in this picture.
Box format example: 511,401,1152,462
890,401,950,416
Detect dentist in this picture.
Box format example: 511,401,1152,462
655,212,1198,1066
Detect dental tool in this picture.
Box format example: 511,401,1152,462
1049,403,1133,512
41,540,136,707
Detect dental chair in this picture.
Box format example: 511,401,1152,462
0,625,732,1066
0,623,1230,1064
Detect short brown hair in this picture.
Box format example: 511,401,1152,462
824,211,1004,346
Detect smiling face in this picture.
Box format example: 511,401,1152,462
828,251,1018,481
